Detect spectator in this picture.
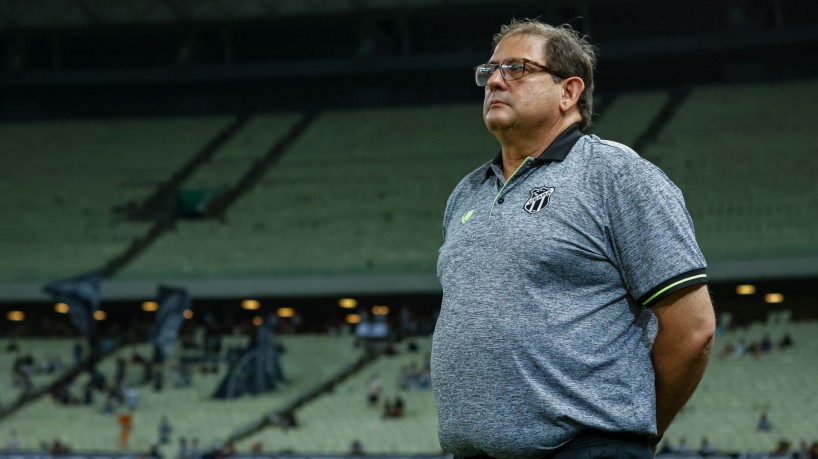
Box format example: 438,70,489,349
698,437,716,455
115,358,127,386
159,415,173,444
757,413,773,431
190,438,202,459
175,364,192,388
393,395,405,417
50,439,70,455
125,386,138,410
774,439,792,454
148,444,163,459
83,382,94,405
118,410,133,448
73,342,83,366
177,437,188,459
349,440,365,455
733,340,746,358
367,375,382,406
153,368,164,392
676,437,691,453
760,334,773,353
779,333,794,350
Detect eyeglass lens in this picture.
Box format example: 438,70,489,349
475,59,526,87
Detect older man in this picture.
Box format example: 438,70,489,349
431,19,715,459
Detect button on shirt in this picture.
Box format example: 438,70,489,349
431,124,707,459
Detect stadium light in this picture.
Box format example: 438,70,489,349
736,284,756,295
338,298,358,309
141,301,159,312
93,310,107,321
242,299,261,310
277,308,295,318
54,303,70,314
183,309,193,319
346,314,361,324
764,293,784,304
7,311,25,321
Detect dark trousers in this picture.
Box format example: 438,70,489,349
456,429,653,459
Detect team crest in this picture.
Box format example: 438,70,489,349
524,186,554,214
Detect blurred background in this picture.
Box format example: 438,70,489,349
0,0,817,457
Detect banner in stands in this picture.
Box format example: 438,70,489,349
213,313,284,399
42,272,101,341
150,285,192,362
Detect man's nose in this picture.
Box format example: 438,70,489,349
486,66,507,91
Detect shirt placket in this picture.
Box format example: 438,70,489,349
488,157,536,220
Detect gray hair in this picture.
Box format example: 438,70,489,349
493,19,597,130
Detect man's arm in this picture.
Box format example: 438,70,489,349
651,283,716,436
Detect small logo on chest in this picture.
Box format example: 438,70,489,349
524,186,555,214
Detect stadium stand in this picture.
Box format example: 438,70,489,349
0,116,234,283
2,333,365,452
117,104,494,279
589,91,670,147
3,321,817,456
236,337,437,455
662,318,818,454
2,81,816,286
641,79,818,261
181,113,302,190
0,338,82,404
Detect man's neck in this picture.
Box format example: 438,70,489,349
497,118,577,180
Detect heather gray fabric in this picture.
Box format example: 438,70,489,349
432,132,707,459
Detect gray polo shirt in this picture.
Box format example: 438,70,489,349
431,124,707,459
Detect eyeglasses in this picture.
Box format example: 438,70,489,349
474,58,567,87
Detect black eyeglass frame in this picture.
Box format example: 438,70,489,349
474,57,569,87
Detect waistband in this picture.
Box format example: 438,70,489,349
460,428,650,459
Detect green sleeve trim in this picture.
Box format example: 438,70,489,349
641,273,707,306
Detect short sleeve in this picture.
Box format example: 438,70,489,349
606,158,707,308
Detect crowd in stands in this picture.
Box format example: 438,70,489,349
658,436,818,459
717,332,795,360
7,341,70,398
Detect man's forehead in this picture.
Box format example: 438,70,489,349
489,34,547,62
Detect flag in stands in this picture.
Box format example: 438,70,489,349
150,285,192,362
43,272,101,341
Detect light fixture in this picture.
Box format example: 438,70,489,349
372,305,390,315
277,308,295,318
183,309,193,319
252,316,263,326
54,303,70,314
7,311,25,321
764,293,784,304
141,301,159,312
242,299,261,310
345,314,362,324
93,310,107,321
736,285,756,295
338,298,358,309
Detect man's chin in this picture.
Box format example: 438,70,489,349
484,117,513,132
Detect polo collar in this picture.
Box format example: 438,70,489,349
487,123,583,177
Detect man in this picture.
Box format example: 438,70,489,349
431,19,715,459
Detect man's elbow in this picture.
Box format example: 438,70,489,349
691,310,716,360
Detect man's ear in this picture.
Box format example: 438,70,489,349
560,76,585,113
